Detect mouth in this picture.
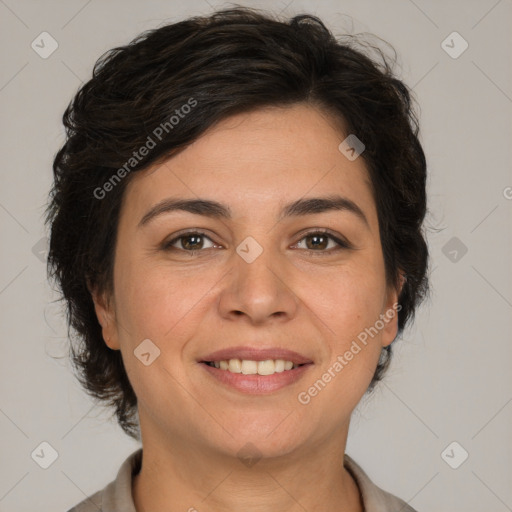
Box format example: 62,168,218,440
198,346,314,394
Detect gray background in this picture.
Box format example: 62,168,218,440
0,0,511,510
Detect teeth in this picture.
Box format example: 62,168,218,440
274,359,285,373
208,358,300,375
241,360,258,375
256,360,275,376
228,359,242,373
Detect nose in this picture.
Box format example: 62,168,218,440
217,244,299,325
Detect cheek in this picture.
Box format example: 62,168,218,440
304,264,386,342
111,262,201,408
300,263,386,400
113,257,221,344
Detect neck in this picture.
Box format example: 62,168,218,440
132,422,363,512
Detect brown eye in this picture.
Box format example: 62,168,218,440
163,232,217,252
180,234,206,250
305,233,329,250
294,231,350,253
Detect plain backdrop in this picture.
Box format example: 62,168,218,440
0,1,511,511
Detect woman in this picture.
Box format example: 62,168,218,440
47,6,430,511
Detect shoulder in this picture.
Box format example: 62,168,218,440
344,455,418,512
66,487,103,512
66,448,142,512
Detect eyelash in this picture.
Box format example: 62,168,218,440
161,229,351,255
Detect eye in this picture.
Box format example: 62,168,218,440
162,231,219,252
293,230,351,253
161,229,351,254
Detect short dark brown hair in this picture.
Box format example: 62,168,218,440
46,6,431,440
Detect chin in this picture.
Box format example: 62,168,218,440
210,416,307,460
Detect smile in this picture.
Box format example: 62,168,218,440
203,358,302,375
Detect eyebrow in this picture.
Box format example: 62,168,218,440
138,195,369,229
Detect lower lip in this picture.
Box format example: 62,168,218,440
199,363,313,394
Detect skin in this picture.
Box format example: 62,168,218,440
92,103,404,512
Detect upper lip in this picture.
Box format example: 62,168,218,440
199,346,313,365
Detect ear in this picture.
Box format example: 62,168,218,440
88,281,120,350
380,271,406,348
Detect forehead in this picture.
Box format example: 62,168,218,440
122,104,376,226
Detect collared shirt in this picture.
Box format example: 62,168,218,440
67,448,417,512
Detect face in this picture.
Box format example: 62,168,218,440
93,104,402,459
